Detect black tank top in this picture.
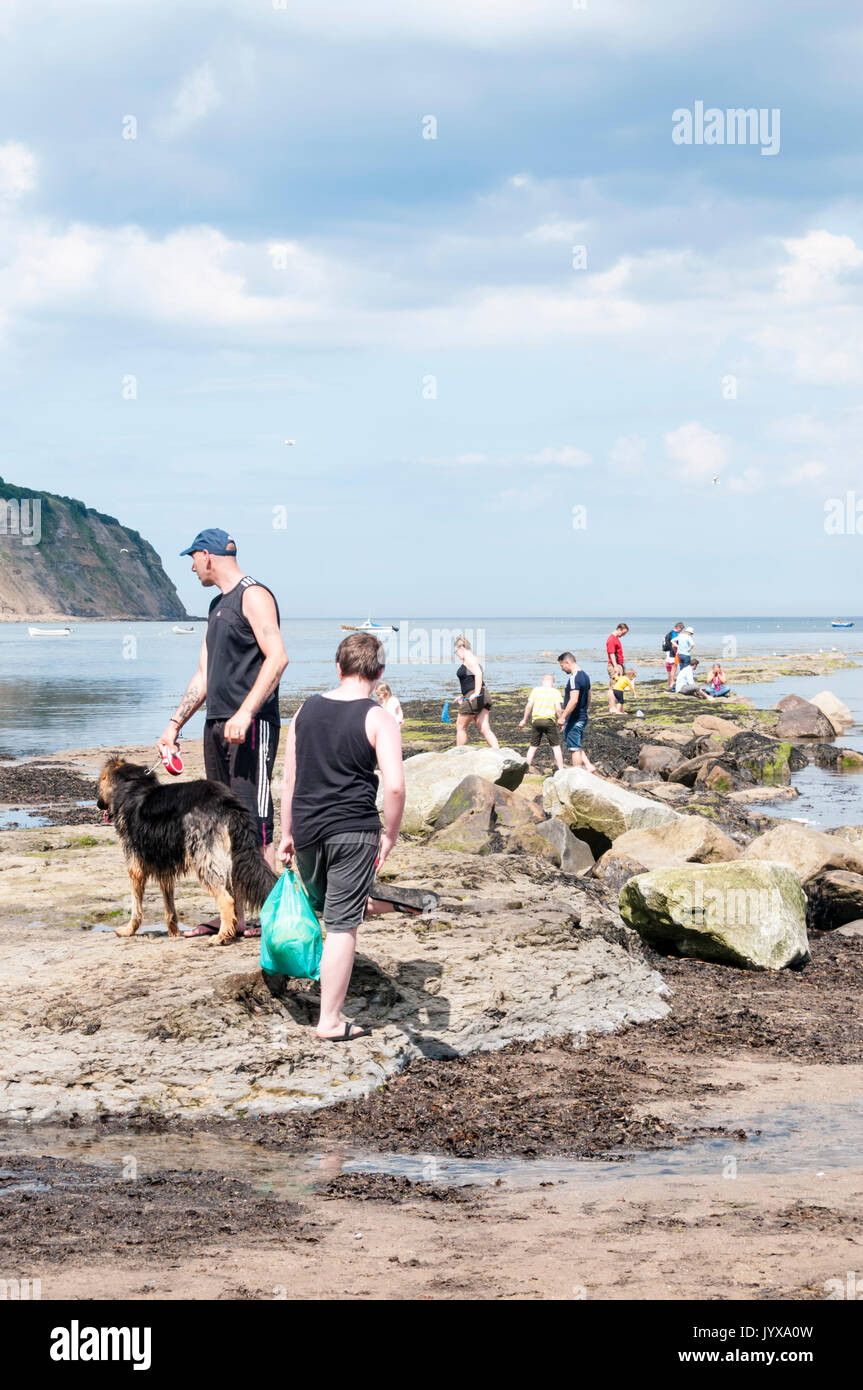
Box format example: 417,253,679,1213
457,662,482,696
206,576,281,723
291,694,380,849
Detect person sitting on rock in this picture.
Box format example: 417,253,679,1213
706,662,731,698
675,657,712,699
519,673,564,771
608,667,637,715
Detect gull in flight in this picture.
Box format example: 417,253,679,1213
712,475,720,485
283,439,296,446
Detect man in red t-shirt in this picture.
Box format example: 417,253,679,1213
606,623,629,681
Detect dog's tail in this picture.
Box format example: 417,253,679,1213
228,808,279,911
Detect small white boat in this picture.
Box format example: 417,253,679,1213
29,626,72,636
172,625,196,634
340,617,399,634
831,620,854,628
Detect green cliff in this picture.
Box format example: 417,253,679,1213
0,477,188,621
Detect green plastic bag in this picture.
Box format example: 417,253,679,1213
260,869,322,981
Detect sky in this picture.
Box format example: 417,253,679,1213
1,0,862,618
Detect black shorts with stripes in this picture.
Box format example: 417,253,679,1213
203,717,279,847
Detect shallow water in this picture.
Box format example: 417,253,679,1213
1,1100,861,1196
757,764,863,830
1,615,860,758
0,807,50,828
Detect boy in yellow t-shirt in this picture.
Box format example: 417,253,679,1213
608,667,636,715
519,673,564,770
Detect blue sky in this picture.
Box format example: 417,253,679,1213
1,0,862,617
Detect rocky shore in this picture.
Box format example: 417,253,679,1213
2,676,863,1298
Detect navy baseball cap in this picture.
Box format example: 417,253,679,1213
179,528,237,557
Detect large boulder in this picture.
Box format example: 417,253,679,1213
694,762,747,793
806,870,863,931
594,816,740,895
808,744,863,773
619,862,809,970
723,731,807,784
669,754,723,786
772,694,836,741
392,747,528,834
637,745,683,775
692,714,740,738
542,768,680,842
742,821,863,884
601,816,741,871
533,818,595,876
433,774,496,831
810,691,854,734
431,774,543,853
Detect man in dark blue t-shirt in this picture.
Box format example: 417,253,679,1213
557,652,596,772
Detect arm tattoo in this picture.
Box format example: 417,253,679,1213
174,680,201,725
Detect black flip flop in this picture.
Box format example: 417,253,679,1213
370,882,439,914
320,1021,371,1043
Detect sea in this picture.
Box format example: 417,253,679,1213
2,616,863,827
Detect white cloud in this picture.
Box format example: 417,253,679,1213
526,221,588,244
485,485,555,512
727,467,763,494
609,436,647,472
519,445,592,468
156,64,222,137
423,446,590,469
778,230,863,301
786,460,826,486
0,141,36,199
664,422,727,482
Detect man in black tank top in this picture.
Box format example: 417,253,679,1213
156,527,288,936
277,632,406,1042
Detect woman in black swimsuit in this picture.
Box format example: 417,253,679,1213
453,636,499,748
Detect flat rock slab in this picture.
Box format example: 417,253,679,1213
0,831,668,1121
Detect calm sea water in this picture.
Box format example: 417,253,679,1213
2,616,862,824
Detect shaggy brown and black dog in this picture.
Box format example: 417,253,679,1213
97,758,277,944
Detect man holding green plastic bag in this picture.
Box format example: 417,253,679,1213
274,632,406,1043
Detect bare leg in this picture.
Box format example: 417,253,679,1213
553,745,564,771
316,928,363,1038
475,709,499,749
159,878,180,937
524,745,536,767
455,714,472,747
116,862,147,937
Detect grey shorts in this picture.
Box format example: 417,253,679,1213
295,830,380,932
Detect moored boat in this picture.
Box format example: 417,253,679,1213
340,617,399,634
29,626,73,636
